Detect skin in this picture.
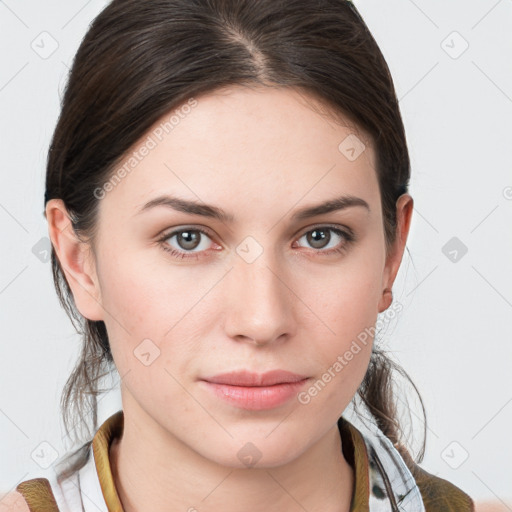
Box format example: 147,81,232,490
46,85,413,512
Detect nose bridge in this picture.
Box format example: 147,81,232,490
225,242,294,344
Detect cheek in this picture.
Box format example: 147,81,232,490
98,248,204,333
294,249,383,401
302,253,383,343
96,251,216,379
296,276,377,420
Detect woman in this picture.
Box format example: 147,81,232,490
5,0,474,510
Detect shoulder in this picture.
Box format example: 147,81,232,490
0,491,31,512
1,478,60,512
407,459,475,512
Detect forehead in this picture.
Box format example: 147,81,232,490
99,85,379,220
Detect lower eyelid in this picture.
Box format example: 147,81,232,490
160,226,353,257
160,228,213,245
295,227,353,247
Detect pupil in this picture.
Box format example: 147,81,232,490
309,229,329,248
178,230,200,250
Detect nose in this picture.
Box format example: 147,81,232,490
223,250,296,347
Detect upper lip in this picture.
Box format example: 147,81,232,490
202,370,309,387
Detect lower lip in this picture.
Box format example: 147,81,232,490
201,379,310,410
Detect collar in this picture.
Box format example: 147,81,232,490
91,410,414,512
92,410,125,512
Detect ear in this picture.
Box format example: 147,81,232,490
378,193,414,313
45,199,104,321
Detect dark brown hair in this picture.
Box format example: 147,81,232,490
45,0,426,481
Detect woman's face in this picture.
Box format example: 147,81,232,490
59,85,410,468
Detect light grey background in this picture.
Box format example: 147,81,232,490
1,0,511,505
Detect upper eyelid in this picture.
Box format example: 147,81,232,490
161,223,351,237
160,224,352,248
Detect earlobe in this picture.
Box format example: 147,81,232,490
45,199,104,321
378,288,393,313
378,193,414,313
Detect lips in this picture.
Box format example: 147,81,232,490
200,370,310,410
201,369,309,387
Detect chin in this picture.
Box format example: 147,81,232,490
198,433,309,470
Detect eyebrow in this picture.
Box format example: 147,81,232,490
135,193,370,222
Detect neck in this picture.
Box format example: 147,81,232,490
109,411,354,512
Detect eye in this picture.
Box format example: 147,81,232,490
294,225,354,255
157,227,219,260
157,224,355,261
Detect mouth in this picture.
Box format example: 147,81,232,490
199,370,310,410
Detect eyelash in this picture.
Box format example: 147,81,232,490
157,225,355,261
